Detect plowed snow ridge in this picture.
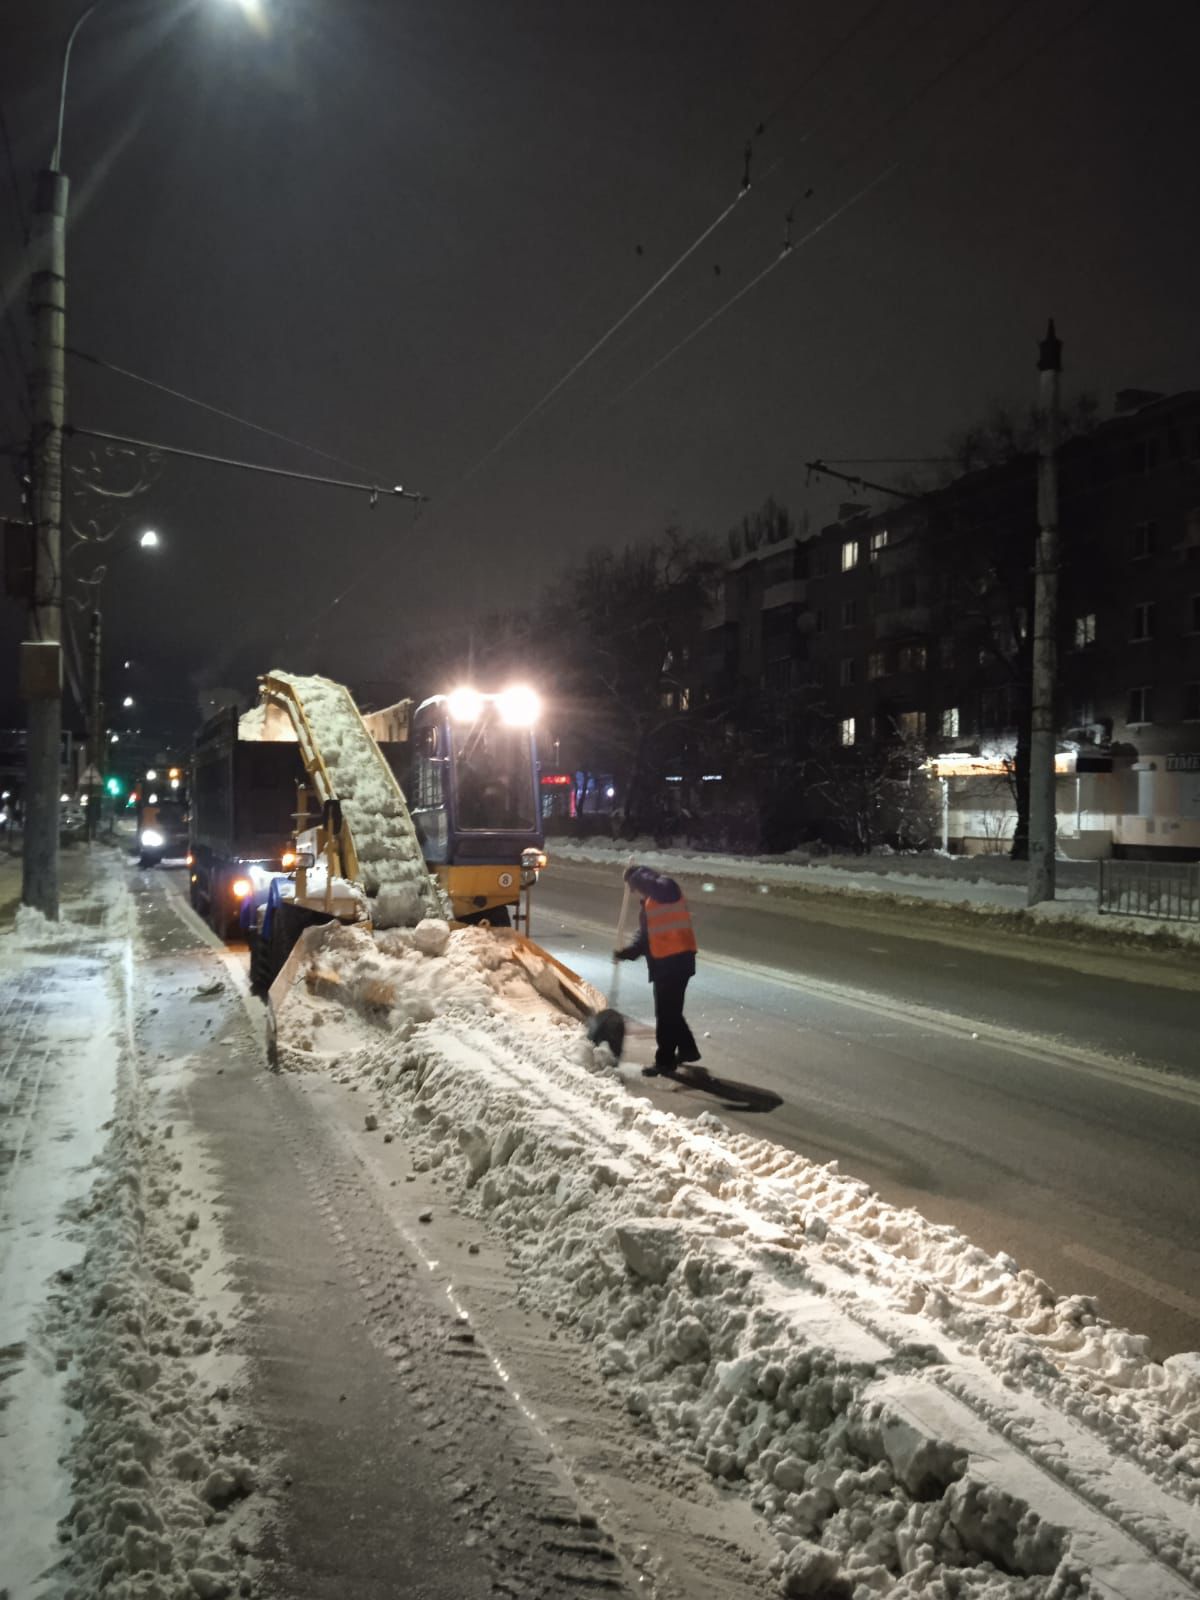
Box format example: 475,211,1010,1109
277,921,1200,1599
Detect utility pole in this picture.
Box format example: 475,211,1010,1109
20,166,69,917
1027,319,1062,907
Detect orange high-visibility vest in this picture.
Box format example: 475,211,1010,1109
644,895,697,960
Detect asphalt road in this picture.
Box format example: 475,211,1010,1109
531,861,1200,1360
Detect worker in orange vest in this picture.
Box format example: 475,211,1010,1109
614,863,700,1078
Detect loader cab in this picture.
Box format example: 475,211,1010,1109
406,689,544,923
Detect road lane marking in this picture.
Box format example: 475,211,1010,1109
548,907,1200,1111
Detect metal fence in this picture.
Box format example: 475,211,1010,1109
1097,859,1200,922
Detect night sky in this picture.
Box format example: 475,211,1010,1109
3,0,1199,735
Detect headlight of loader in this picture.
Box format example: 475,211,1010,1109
140,829,164,849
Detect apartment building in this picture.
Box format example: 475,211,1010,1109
705,390,1200,858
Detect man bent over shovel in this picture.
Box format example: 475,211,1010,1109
614,864,701,1078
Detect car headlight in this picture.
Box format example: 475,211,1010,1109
140,829,164,849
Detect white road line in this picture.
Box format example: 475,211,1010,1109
553,908,1200,1110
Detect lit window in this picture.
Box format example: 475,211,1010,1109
838,716,856,746
870,529,888,561
867,651,887,680
896,710,926,739
1131,602,1154,641
1127,686,1152,725
1073,613,1096,648
841,539,859,572
898,642,927,672
940,707,959,738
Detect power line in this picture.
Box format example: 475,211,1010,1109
67,346,393,483
450,4,908,502
446,187,752,500
293,11,927,652
610,0,1078,404
612,166,899,402
64,425,426,502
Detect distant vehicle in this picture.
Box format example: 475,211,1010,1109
190,707,307,938
139,799,190,867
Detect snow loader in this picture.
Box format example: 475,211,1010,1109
199,671,602,1059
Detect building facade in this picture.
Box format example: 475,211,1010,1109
703,391,1200,857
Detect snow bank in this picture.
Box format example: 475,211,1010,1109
548,840,1200,946
275,928,1200,1598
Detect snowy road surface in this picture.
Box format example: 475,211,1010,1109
4,847,1198,1600
531,860,1200,1358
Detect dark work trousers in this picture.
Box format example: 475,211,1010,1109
652,973,699,1068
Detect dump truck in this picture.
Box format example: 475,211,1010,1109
189,705,308,938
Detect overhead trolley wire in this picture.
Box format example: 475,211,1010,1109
436,0,906,508
609,0,1053,403
612,167,899,403
67,346,392,484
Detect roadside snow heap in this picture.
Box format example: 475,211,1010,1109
276,921,1200,1599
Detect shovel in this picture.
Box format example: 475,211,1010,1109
585,873,633,1060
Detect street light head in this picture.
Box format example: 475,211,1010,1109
122,695,134,708
139,529,160,548
227,0,268,30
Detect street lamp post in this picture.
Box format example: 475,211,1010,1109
20,2,105,916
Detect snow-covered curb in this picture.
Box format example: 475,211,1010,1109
546,840,1200,948
276,923,1200,1598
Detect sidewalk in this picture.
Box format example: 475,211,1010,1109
0,846,131,1597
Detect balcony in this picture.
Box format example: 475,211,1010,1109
761,578,806,610
874,604,932,638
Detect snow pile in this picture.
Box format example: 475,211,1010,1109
275,920,577,1067
263,670,448,927
275,929,1200,1597
46,1052,262,1599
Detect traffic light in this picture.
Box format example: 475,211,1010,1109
105,776,124,797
